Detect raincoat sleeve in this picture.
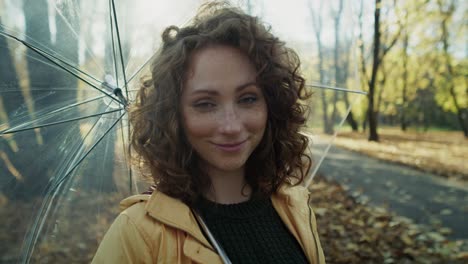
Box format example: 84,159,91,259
309,204,326,263
91,212,157,264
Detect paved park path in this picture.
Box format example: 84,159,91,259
316,146,468,240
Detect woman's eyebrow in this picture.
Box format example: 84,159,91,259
190,82,258,96
236,82,257,92
190,89,218,96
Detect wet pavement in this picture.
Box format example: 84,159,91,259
316,146,468,240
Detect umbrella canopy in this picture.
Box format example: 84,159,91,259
0,0,365,262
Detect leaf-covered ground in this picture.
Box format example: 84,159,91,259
1,177,466,263
309,175,467,264
322,128,468,183
0,193,120,263
310,128,468,263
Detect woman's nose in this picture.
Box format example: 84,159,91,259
218,105,242,134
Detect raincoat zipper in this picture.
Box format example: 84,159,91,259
308,193,321,264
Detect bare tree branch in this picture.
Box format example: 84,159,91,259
381,0,402,57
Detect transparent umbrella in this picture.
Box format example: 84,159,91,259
0,0,365,263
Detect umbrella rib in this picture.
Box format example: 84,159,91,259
1,108,123,135
108,0,119,86
111,0,130,100
126,52,156,84
1,95,106,133
21,109,125,264
50,111,126,193
118,108,134,192
0,88,82,92
0,30,102,86
41,95,107,116
128,127,134,192
302,92,362,187
53,5,105,75
306,84,367,95
0,31,123,105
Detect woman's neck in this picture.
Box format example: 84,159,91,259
203,167,252,204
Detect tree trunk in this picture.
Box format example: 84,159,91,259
81,1,119,192
357,0,368,133
0,22,30,200
13,0,53,198
439,1,468,137
401,31,409,131
346,111,359,131
376,64,386,115
318,40,332,134
343,57,358,131
317,33,332,134
400,10,410,132
367,0,382,141
54,0,80,90
24,0,52,100
308,1,332,134
362,109,368,131
331,0,344,131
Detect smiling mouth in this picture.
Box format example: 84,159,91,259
212,140,247,152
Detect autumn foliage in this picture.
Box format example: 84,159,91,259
310,175,467,263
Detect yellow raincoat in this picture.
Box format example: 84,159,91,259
92,184,325,263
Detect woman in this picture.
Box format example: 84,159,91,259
93,3,325,264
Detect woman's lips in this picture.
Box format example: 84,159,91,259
213,140,246,152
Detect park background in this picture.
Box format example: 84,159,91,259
0,0,467,263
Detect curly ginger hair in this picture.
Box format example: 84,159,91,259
130,2,312,205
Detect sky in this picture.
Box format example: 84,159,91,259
1,0,464,76
1,0,358,45
0,0,370,92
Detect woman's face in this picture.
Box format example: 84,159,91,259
181,45,268,176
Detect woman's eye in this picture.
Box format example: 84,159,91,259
193,101,216,110
239,95,258,104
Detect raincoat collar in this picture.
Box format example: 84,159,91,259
120,192,213,250
148,191,215,249
119,183,310,254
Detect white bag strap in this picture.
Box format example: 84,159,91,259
192,210,233,264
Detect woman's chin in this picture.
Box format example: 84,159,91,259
204,159,247,174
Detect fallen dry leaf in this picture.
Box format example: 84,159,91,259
309,175,467,264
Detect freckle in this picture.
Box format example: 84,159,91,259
186,68,195,79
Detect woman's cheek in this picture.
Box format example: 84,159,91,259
184,113,215,138
246,104,268,131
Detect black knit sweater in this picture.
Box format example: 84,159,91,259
195,196,309,264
